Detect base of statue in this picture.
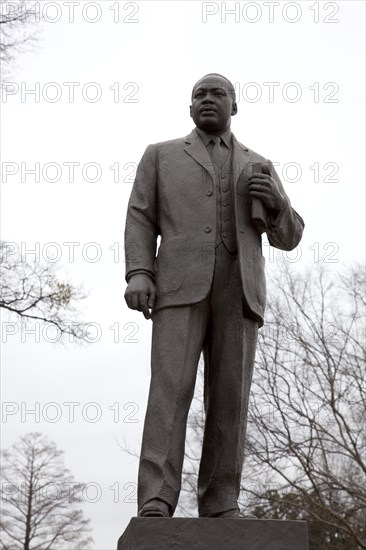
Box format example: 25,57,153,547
117,517,309,550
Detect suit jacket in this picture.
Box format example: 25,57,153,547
124,128,304,327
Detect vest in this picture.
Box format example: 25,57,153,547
212,142,238,254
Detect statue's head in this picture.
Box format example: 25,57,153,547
190,73,237,134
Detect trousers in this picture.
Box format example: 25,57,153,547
137,240,258,516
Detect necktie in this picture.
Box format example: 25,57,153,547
210,136,227,170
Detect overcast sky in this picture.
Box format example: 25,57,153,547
1,1,365,548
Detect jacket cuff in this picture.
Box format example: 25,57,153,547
126,269,155,283
268,197,290,229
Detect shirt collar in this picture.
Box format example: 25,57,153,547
195,126,232,149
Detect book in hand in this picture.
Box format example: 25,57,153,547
251,163,272,234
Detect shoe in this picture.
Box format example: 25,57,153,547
213,508,241,518
213,509,257,519
138,498,171,517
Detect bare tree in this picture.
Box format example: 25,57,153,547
0,432,93,550
250,487,363,549
0,0,39,69
177,261,366,549
0,241,91,343
246,261,366,549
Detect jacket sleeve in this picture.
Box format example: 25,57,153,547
265,161,305,251
124,144,159,283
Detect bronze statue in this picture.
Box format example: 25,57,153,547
124,73,304,519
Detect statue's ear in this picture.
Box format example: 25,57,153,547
189,105,193,118
232,102,238,116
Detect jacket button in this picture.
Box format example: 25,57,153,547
206,190,213,196
223,217,229,222
223,201,228,206
222,188,228,193
223,232,228,238
221,174,226,179
205,226,212,233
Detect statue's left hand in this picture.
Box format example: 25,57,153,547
248,165,285,213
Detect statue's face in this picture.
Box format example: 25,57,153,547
190,75,237,134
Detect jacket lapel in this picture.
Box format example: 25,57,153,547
184,129,215,184
231,133,250,190
184,128,250,189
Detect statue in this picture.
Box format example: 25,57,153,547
124,73,304,519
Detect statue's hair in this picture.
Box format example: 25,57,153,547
192,73,236,100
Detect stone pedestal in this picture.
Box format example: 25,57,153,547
117,517,309,550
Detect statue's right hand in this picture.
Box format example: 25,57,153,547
124,274,156,320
